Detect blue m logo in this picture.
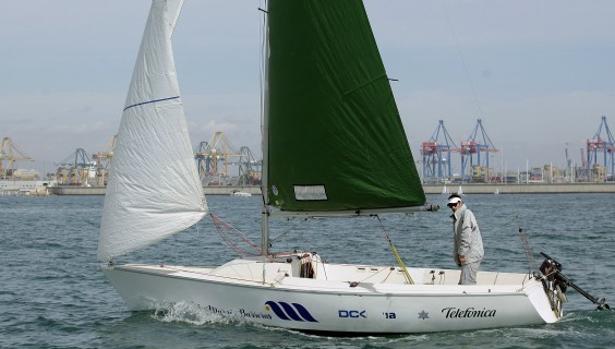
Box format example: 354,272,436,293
265,301,318,322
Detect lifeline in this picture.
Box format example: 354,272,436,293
441,307,496,319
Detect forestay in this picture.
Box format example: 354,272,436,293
265,0,425,213
98,0,206,262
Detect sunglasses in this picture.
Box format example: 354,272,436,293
447,202,459,208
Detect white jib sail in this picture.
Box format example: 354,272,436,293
98,0,206,262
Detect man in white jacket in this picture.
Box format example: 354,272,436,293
448,193,484,285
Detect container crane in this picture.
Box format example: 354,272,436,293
238,146,262,186
194,132,241,185
91,135,116,186
0,137,33,179
586,115,615,181
460,119,498,182
56,148,94,185
195,141,211,183
420,120,458,182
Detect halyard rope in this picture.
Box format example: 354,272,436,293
375,215,415,285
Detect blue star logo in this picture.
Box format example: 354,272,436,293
418,310,429,320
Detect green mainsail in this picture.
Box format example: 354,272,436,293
265,0,425,212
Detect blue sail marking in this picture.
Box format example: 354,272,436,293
265,301,290,320
123,96,180,111
265,301,318,322
292,303,318,322
279,302,304,321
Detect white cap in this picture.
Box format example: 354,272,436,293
447,197,462,205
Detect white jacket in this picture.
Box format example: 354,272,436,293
451,204,484,265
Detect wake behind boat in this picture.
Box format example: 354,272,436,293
99,0,608,335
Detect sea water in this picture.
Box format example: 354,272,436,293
1,194,614,348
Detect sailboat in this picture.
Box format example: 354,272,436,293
100,0,570,334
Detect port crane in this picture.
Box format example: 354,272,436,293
238,146,262,186
195,132,262,185
460,119,498,182
586,115,615,181
91,136,116,186
195,141,211,182
0,137,33,179
56,148,94,185
194,131,242,185
420,120,458,182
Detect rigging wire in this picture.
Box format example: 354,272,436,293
440,0,485,118
375,215,415,284
210,213,260,256
270,228,292,244
513,214,537,275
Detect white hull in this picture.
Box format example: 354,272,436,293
103,255,561,334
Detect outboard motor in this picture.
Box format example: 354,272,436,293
537,253,568,317
539,253,567,293
538,252,610,314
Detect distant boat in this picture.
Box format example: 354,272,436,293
458,185,464,195
441,185,448,194
231,191,252,197
494,188,500,195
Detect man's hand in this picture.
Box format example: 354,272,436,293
458,255,467,265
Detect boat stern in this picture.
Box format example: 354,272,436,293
525,278,563,323
526,254,570,323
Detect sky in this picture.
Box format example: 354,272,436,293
3,1,615,175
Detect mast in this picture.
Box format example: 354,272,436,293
260,3,270,256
